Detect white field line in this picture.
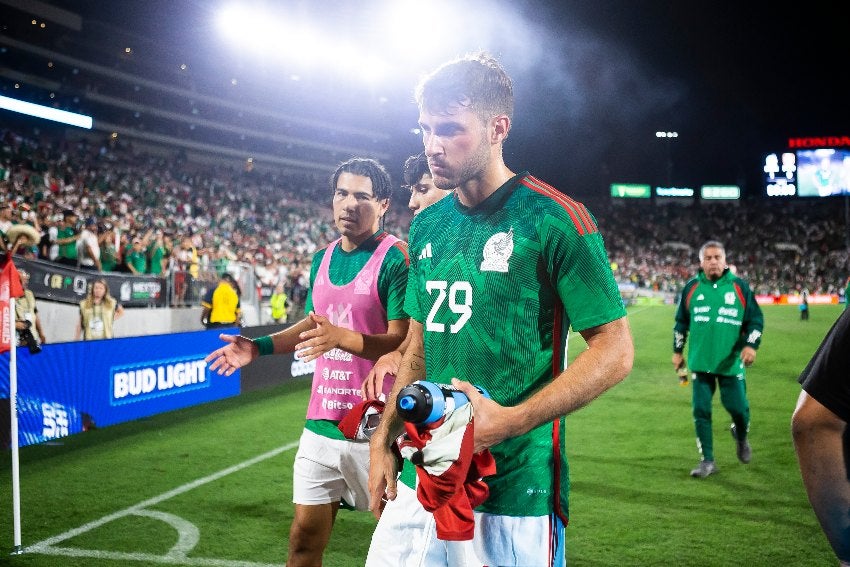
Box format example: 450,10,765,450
22,441,300,566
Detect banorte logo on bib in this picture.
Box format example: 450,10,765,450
480,227,514,273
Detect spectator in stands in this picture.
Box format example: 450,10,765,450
55,209,80,267
200,272,241,328
0,201,13,237
76,217,102,271
74,278,124,340
205,157,409,567
37,211,59,261
14,269,46,350
269,281,288,324
175,234,200,305
147,229,167,276
98,223,119,272
125,236,148,274
792,308,850,566
673,240,764,478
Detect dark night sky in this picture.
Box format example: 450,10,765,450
52,0,850,199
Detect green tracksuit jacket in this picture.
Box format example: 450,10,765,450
673,268,764,376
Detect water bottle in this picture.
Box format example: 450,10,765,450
677,366,690,386
396,380,489,425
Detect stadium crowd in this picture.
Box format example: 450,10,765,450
2,125,849,312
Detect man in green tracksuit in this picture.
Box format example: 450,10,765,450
672,240,764,478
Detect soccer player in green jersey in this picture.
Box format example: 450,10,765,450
366,52,634,567
206,158,409,567
672,240,764,478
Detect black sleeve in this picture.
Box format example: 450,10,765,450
798,309,850,422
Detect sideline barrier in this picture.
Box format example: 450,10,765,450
755,293,839,305
0,328,242,448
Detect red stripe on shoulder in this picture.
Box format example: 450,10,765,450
392,240,410,265
521,176,598,235
527,176,598,232
733,281,746,309
685,283,698,310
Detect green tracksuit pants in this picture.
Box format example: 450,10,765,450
692,372,750,461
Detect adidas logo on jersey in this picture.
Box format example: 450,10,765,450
418,243,433,260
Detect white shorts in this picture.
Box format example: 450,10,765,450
292,428,371,511
366,481,565,566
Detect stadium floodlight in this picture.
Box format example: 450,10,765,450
215,4,388,86
216,5,320,62
0,95,92,129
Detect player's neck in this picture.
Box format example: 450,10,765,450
457,162,515,208
340,228,378,252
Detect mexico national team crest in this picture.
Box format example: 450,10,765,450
480,227,514,273
354,269,375,295
724,291,736,305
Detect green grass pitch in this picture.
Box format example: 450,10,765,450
0,304,842,566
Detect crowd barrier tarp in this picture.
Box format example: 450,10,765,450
0,328,240,448
16,257,167,307
755,293,839,305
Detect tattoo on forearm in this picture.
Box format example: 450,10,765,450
410,353,425,370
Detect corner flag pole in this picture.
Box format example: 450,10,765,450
9,295,23,554
1,244,27,555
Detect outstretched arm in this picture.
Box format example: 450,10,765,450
205,316,313,376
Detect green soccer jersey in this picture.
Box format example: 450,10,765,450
673,268,764,376
405,173,626,518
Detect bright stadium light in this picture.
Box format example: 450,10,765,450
0,95,92,129
215,4,389,86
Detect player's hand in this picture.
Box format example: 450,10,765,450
672,352,685,370
452,378,511,453
368,437,399,520
294,312,343,362
740,346,757,367
362,350,402,400
205,334,258,376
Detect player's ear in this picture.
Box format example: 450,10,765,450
490,114,511,144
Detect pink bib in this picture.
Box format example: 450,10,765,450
306,234,399,421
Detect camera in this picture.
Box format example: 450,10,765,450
18,321,42,354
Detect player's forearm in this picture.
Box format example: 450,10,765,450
371,322,425,447
268,317,313,354
512,317,633,435
792,393,850,561
336,321,408,361
340,332,405,361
